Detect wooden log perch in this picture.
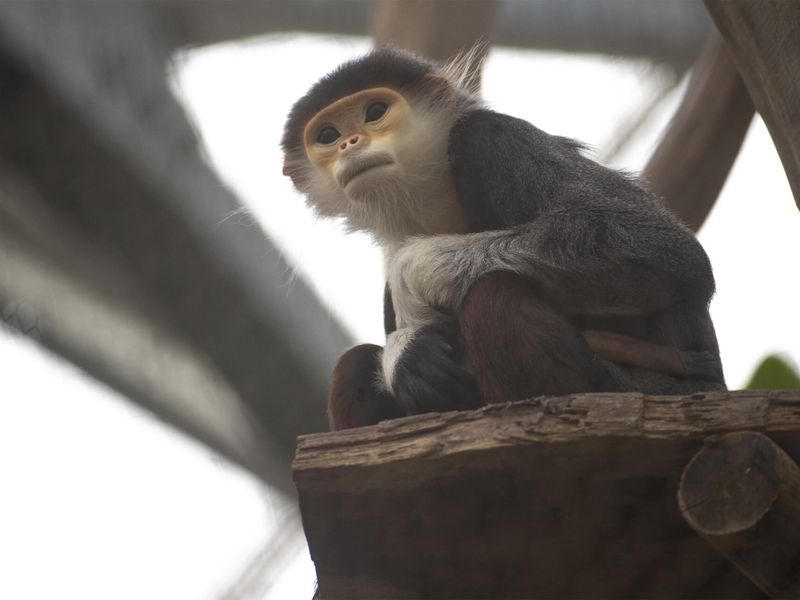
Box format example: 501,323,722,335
678,431,800,598
294,390,800,599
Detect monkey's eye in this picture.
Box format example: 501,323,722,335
365,102,388,123
317,126,340,145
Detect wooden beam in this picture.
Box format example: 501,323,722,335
705,0,800,212
0,173,289,491
642,32,755,231
679,431,800,598
294,390,800,598
0,3,352,495
158,1,711,70
372,0,498,65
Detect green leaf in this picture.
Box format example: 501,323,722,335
745,355,800,389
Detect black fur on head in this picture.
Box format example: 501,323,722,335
282,47,438,154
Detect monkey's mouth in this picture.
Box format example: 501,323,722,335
338,153,395,188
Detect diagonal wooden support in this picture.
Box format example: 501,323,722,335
679,431,800,598
642,32,755,231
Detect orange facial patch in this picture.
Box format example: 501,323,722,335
303,87,411,174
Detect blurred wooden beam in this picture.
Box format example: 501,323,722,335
705,0,800,212
372,0,498,63
642,33,755,231
157,1,710,71
679,431,800,598
0,1,352,495
0,169,288,489
295,390,800,598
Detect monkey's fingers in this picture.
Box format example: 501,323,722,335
583,329,721,380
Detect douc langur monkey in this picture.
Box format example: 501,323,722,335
282,47,725,431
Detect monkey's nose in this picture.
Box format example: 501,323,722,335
340,135,361,150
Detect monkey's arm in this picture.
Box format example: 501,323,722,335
386,213,713,331
388,264,720,380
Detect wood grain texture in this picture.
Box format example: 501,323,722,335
294,390,800,598
705,0,800,212
679,431,800,598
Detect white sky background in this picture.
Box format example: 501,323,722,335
1,32,799,600
0,330,306,600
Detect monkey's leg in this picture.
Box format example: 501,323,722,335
329,344,405,430
459,272,619,404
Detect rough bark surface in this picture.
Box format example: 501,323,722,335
294,390,800,598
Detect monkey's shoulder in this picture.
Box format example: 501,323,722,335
447,109,631,230
448,109,581,164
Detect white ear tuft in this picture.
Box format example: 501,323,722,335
440,41,490,95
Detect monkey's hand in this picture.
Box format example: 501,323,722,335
387,234,477,329
381,320,483,414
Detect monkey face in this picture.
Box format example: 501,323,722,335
286,75,466,241
303,87,412,201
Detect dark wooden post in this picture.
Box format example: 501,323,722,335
678,431,800,598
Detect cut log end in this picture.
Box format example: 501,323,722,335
678,431,781,536
678,430,800,598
